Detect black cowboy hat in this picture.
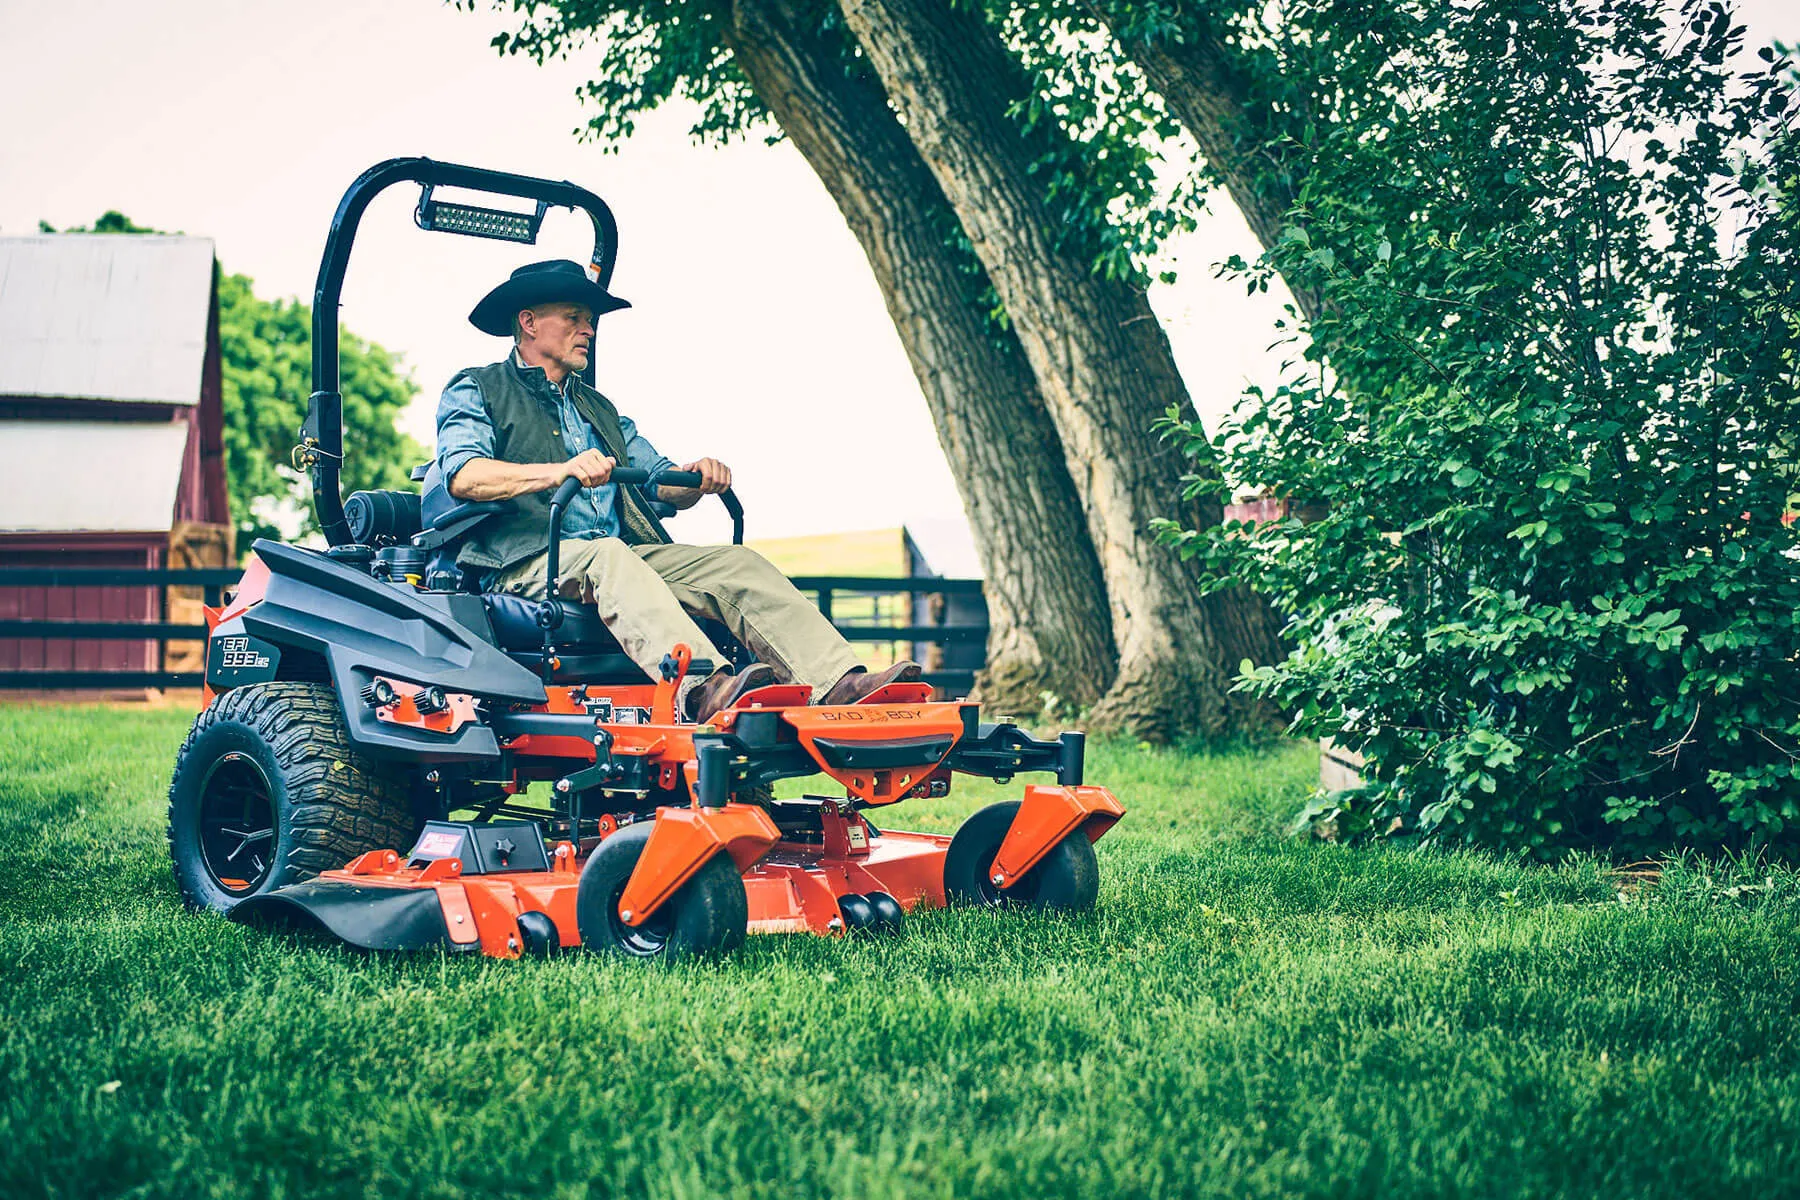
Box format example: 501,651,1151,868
468,259,631,336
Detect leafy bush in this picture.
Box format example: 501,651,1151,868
1159,0,1800,855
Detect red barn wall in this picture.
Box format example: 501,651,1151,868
0,534,163,673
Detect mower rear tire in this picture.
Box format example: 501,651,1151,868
168,682,419,914
944,800,1099,912
576,822,748,961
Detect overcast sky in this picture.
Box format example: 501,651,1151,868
3,0,1794,573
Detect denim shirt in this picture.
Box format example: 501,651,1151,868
435,353,678,550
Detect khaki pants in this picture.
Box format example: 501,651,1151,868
495,538,861,697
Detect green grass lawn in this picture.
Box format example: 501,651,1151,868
2,703,1798,1199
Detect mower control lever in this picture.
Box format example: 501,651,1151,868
545,468,745,596
551,468,698,509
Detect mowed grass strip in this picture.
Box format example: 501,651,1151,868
1,703,1797,1199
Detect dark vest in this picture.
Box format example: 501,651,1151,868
453,358,670,575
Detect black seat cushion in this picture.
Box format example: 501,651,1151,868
481,593,623,654
481,595,756,686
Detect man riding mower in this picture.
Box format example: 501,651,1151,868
435,255,917,722
166,158,1125,961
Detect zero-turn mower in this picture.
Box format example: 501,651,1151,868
166,158,1125,961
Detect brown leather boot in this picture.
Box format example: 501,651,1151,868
820,660,923,705
685,664,778,724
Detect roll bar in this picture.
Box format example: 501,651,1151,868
301,158,624,546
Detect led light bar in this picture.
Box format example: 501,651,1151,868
415,186,547,244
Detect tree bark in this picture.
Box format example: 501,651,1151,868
836,0,1281,738
724,0,1118,712
1104,15,1325,323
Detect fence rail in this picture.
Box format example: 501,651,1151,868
0,672,208,690
0,567,243,587
0,566,986,694
0,621,209,640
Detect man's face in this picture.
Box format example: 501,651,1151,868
520,302,595,374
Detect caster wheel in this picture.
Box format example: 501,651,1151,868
864,891,905,934
837,892,876,932
575,823,748,961
944,800,1099,912
516,910,561,957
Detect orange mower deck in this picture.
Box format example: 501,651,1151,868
235,783,1123,958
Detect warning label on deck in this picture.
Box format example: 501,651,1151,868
414,831,462,858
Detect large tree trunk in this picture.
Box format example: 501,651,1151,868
836,0,1280,739
724,0,1117,712
1103,15,1325,323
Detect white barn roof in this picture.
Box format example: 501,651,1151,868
0,234,214,405
0,420,190,532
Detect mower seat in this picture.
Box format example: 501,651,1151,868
482,592,618,653
481,593,651,684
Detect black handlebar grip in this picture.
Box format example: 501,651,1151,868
550,475,582,510
625,467,705,490
565,467,704,490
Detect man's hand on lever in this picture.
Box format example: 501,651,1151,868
658,457,731,509
562,449,616,488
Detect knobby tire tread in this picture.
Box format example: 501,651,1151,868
168,683,416,889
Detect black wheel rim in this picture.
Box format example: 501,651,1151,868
607,878,675,956
972,845,1041,907
197,752,276,896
